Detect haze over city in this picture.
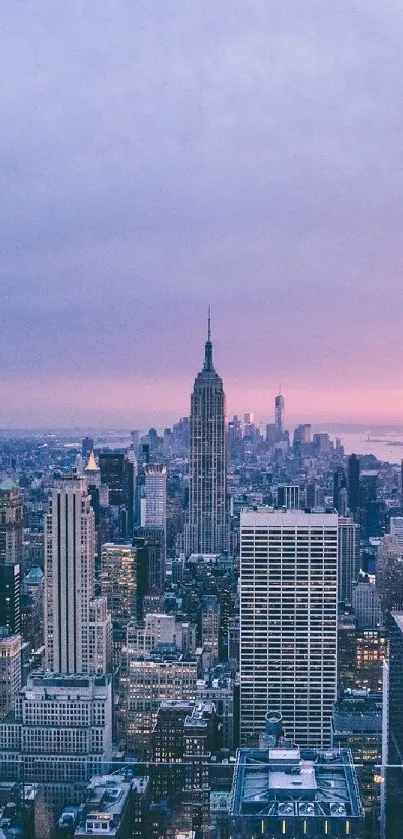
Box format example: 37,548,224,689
2,1,403,426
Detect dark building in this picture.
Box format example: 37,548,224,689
132,537,149,624
348,454,361,516
81,437,94,459
332,689,382,837
384,613,403,839
305,482,315,508
337,608,357,691
72,773,151,839
99,453,134,537
0,562,21,634
183,701,218,833
152,699,195,800
334,467,347,513
135,526,165,593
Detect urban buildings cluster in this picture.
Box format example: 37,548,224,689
0,319,403,837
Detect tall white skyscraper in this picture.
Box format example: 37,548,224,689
240,508,338,749
44,478,111,675
186,313,228,555
143,464,167,531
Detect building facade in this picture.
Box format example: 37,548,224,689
44,478,111,675
0,673,112,805
338,516,360,604
186,316,228,556
240,508,338,748
0,632,22,721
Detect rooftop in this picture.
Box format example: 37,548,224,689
75,775,131,838
241,507,339,527
230,747,364,820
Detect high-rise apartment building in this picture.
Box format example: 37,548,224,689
186,316,228,556
338,516,360,604
201,595,220,664
0,563,21,635
382,613,403,838
0,479,23,567
240,508,338,748
125,652,198,756
348,454,361,516
376,534,403,612
44,478,111,675
352,578,383,629
390,516,403,549
0,632,22,720
0,480,22,635
136,525,166,592
143,464,167,531
99,453,134,536
100,542,137,633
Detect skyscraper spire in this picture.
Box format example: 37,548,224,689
204,305,213,371
186,312,228,556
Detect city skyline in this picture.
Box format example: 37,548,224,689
2,2,403,426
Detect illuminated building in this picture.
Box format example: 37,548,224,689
240,508,338,748
125,650,197,757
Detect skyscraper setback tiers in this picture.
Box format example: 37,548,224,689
185,314,229,555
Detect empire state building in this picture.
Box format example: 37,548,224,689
186,315,228,555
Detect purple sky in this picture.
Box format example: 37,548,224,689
2,1,403,427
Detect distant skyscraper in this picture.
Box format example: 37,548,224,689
240,508,338,748
0,480,22,635
338,516,360,604
333,467,347,513
0,479,23,567
276,484,299,509
143,464,167,532
99,453,134,536
186,314,228,555
44,478,111,674
100,542,137,632
348,453,360,516
82,436,94,459
0,564,20,635
136,525,166,592
390,516,403,549
274,390,284,436
293,423,312,453
0,632,22,720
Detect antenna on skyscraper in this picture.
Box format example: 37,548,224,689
208,305,211,342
